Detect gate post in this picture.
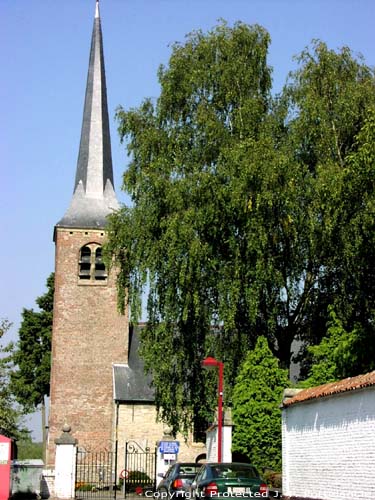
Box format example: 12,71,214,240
54,425,77,499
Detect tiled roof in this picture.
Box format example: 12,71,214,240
283,370,375,407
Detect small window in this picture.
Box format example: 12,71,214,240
79,244,107,282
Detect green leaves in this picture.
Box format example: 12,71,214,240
301,307,361,387
9,273,54,412
232,337,290,471
285,41,375,169
107,21,375,434
0,318,26,438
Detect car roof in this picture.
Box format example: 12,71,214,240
176,462,201,466
205,462,257,467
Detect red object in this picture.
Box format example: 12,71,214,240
173,479,183,488
204,482,218,496
259,483,269,496
201,357,224,463
120,469,129,479
0,435,12,500
135,486,143,495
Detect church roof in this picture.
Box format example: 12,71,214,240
56,1,119,231
113,325,155,403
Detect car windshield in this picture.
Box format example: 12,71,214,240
211,464,259,479
179,465,201,476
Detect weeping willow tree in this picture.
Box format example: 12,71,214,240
106,22,375,434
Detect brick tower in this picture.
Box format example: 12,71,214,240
47,1,128,465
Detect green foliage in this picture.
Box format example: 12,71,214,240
300,307,357,387
262,470,282,489
9,273,54,413
0,319,25,439
127,470,152,484
106,20,375,434
232,337,290,472
107,21,273,434
16,438,43,460
299,109,375,385
75,483,95,492
285,41,375,169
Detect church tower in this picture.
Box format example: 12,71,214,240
47,1,128,464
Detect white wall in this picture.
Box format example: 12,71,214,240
206,424,232,462
282,387,375,500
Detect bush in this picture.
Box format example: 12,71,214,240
120,471,153,492
16,440,43,460
262,470,282,489
75,482,95,492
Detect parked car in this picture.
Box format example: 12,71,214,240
189,462,269,499
157,462,203,498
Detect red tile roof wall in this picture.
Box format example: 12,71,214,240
283,370,375,407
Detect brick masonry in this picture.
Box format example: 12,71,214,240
282,386,375,500
47,228,128,465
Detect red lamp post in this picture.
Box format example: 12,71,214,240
201,356,224,463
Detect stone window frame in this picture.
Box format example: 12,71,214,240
78,242,108,285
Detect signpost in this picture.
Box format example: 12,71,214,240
159,441,179,455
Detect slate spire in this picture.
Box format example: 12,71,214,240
57,0,119,229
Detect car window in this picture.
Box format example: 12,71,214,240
180,465,201,475
212,465,259,479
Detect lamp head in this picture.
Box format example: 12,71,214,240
201,356,220,368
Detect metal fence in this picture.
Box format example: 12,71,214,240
75,450,117,499
123,441,157,496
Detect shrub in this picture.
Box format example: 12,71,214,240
232,336,290,472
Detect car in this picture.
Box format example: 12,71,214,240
189,462,269,499
157,462,203,498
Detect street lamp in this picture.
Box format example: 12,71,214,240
201,356,224,463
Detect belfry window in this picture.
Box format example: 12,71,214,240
95,247,107,280
79,244,107,282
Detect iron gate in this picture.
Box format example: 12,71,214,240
123,441,157,496
75,450,118,499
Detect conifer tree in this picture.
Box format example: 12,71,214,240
232,337,290,472
9,274,54,450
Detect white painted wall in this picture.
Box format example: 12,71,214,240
282,386,375,500
206,424,232,462
54,443,76,499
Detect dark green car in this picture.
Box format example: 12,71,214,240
190,462,269,499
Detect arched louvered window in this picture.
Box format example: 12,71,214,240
94,247,107,281
79,246,92,280
79,244,107,282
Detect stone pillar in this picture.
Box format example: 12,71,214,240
54,425,77,499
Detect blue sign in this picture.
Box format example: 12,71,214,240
159,441,179,454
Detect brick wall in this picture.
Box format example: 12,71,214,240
282,387,375,500
47,228,128,465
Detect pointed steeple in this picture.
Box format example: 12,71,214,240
57,1,119,229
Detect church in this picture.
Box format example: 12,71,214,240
46,1,206,472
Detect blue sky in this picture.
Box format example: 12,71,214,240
1,0,374,441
